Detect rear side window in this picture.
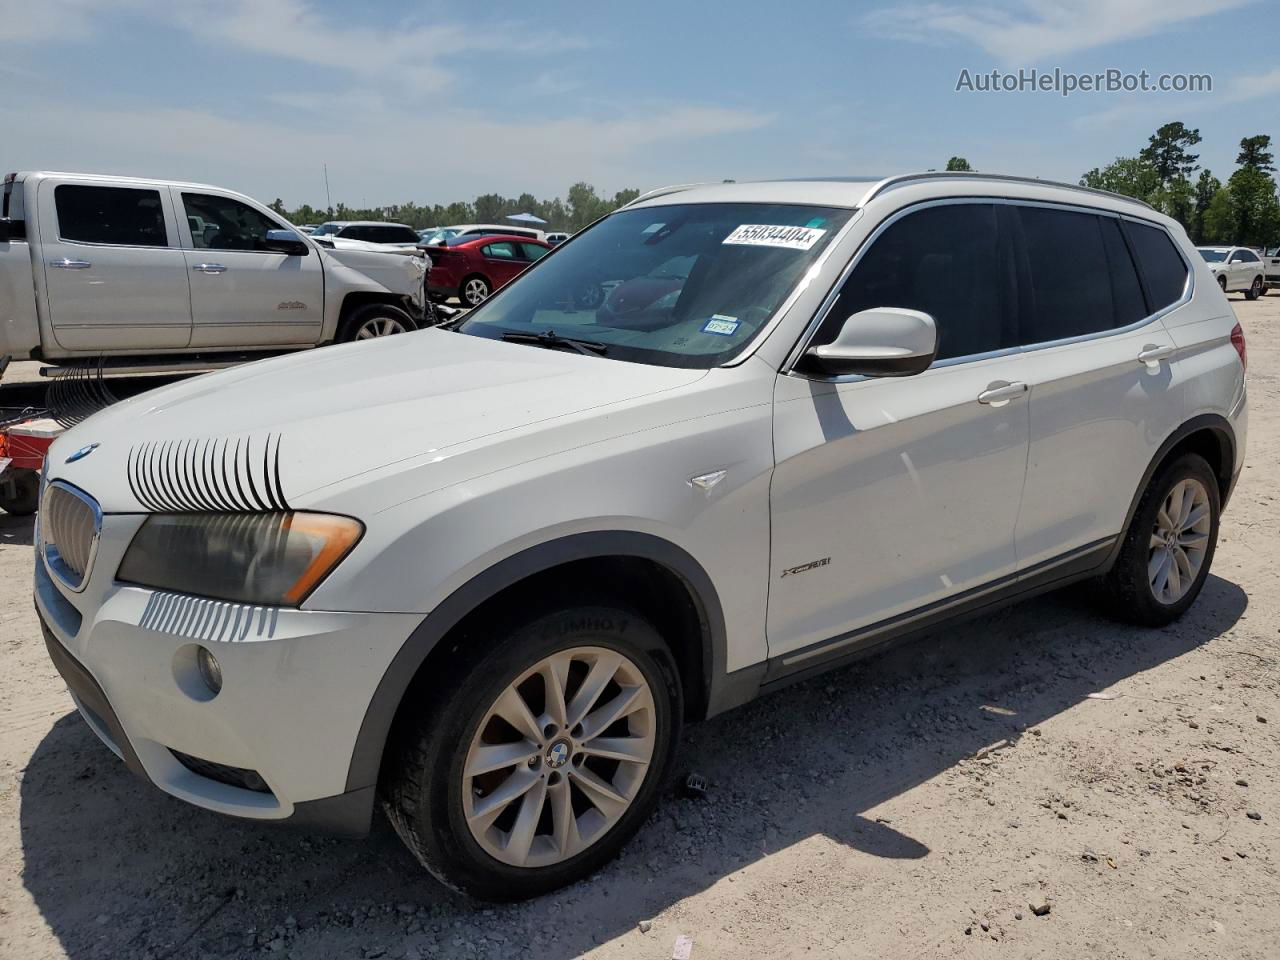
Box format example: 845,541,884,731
819,203,1014,362
2,179,23,221
1125,221,1189,312
55,184,167,247
519,242,548,261
1016,207,1145,343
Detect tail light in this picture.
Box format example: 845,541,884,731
1230,322,1247,372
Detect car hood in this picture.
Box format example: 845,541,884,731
48,330,707,513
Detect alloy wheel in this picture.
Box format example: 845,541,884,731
462,646,656,868
464,279,489,305
355,316,409,339
1148,477,1211,604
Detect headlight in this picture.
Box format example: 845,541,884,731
117,512,363,606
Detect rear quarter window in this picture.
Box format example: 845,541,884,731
1124,221,1189,313
55,184,168,247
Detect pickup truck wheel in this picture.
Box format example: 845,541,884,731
0,467,40,516
460,276,490,306
337,303,416,342
1245,276,1263,301
1098,454,1219,627
382,605,681,901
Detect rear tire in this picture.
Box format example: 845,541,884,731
337,303,416,342
1245,276,1263,301
381,604,682,901
460,275,490,307
1099,454,1219,627
0,467,39,516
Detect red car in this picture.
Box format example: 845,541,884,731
427,234,551,306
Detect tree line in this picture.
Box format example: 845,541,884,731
268,182,641,234
1079,124,1279,247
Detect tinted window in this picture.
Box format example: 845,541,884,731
55,184,167,247
1198,249,1227,262
1017,207,1144,343
352,225,418,244
519,242,548,261
817,203,1012,362
183,193,282,251
483,242,517,259
1125,221,1188,312
1233,249,1260,263
1099,217,1147,328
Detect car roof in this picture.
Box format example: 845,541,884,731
452,233,548,246
1197,246,1232,251
624,173,1161,218
334,221,414,228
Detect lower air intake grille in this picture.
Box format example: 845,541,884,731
171,750,272,794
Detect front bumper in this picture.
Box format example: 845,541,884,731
34,511,421,834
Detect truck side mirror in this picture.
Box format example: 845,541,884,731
264,229,309,256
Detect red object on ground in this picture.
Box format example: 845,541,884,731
0,418,61,470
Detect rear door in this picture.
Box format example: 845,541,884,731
38,178,192,352
480,241,523,289
176,190,323,348
1012,206,1187,571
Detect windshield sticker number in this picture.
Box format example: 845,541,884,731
702,315,739,336
723,224,826,251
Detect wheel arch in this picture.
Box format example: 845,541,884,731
1103,413,1237,570
342,531,730,794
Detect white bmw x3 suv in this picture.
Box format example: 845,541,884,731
35,173,1247,900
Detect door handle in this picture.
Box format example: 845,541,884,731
1137,344,1175,368
49,258,91,269
191,263,227,274
977,381,1028,405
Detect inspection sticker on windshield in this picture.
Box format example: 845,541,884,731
723,224,826,250
702,315,739,336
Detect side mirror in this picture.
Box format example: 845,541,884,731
264,229,309,256
804,307,938,377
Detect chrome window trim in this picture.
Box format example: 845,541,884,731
782,196,1192,384
41,480,103,594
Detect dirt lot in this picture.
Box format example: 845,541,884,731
1,297,1277,960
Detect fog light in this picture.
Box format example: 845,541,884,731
196,647,223,696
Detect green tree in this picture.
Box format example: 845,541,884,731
1080,155,1161,202
1190,170,1221,244
945,156,973,172
1139,121,1202,183
1152,176,1194,231
1202,188,1235,244
1236,134,1275,172
1226,166,1280,247
268,198,287,216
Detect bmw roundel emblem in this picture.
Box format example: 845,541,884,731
65,442,99,464
546,740,571,769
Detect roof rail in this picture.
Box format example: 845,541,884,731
623,182,727,207
859,171,1157,211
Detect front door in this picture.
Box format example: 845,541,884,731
768,201,1030,665
38,179,192,352
478,241,525,291
177,191,324,348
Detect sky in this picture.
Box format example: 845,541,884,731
2,0,1277,209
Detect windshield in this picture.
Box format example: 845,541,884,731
1197,249,1227,262
424,228,459,245
456,202,852,368
312,222,342,236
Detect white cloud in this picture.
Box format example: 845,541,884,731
0,98,772,205
863,0,1256,64
172,0,588,95
1074,64,1280,131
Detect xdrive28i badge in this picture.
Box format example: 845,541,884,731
64,442,99,464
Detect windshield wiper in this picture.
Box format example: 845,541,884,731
501,330,608,357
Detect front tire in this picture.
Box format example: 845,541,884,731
337,303,416,342
0,467,39,516
1218,275,1228,294
1099,454,1219,626
382,605,681,901
1245,276,1263,301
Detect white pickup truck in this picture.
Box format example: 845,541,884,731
0,171,432,363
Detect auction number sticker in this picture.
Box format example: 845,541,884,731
723,224,826,250
701,315,739,336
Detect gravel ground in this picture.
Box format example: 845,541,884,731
1,297,1277,960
